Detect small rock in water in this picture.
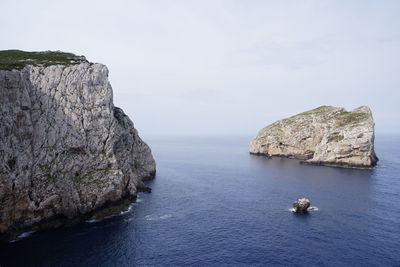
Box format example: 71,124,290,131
143,187,152,193
293,198,310,213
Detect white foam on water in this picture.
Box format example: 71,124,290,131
85,199,140,224
159,214,172,220
10,231,36,243
120,203,135,215
85,218,103,223
288,206,319,212
145,215,154,221
85,213,119,224
145,214,172,221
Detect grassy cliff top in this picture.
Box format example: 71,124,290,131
0,50,89,70
264,105,370,131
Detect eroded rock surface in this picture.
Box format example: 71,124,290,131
0,62,155,240
293,198,310,213
249,106,378,168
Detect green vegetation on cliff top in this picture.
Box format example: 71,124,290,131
279,105,369,127
334,111,369,127
0,50,88,70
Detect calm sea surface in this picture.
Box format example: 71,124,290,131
1,135,400,266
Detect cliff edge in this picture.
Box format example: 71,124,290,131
249,106,378,169
0,50,156,241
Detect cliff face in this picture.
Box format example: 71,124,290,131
249,106,378,168
0,61,155,240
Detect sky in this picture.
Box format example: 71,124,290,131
1,0,399,137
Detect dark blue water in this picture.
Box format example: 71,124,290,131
1,135,400,266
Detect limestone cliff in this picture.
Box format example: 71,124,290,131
0,51,156,241
249,106,378,169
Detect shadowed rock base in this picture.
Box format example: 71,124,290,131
1,191,148,242
300,159,378,169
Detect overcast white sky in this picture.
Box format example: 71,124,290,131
1,0,399,137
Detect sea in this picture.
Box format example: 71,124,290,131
1,135,399,266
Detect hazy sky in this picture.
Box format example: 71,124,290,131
1,0,399,136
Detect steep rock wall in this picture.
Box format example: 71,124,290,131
0,63,155,240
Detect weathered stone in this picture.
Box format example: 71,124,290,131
249,106,378,169
0,62,156,241
293,198,310,213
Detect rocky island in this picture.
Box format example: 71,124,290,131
0,50,156,241
293,198,310,213
250,106,378,169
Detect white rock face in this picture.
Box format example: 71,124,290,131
249,106,378,168
0,63,155,240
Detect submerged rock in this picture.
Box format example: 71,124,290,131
0,50,156,241
249,106,378,169
293,198,310,213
